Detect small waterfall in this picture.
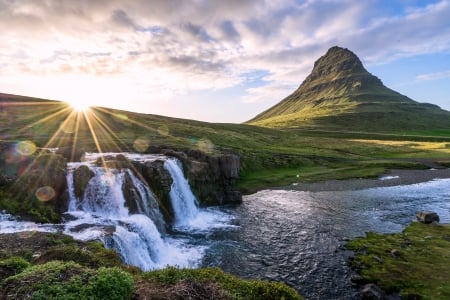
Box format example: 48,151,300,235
78,168,129,218
123,169,166,232
0,152,232,271
164,157,234,232
164,158,199,227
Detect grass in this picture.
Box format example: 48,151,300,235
346,222,450,299
0,232,302,299
142,266,302,300
2,94,450,196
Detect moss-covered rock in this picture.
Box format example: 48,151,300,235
4,153,69,222
72,165,94,198
347,222,450,299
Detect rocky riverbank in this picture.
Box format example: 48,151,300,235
347,220,450,299
0,141,242,223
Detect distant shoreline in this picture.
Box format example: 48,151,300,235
278,168,450,192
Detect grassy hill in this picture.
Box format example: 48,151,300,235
2,92,450,194
247,47,450,131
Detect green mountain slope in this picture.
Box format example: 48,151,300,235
247,46,450,131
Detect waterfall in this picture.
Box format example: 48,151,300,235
0,152,232,271
164,158,199,227
63,154,206,270
164,157,234,232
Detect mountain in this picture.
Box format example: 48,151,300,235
247,46,450,131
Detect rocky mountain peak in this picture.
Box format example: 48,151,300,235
304,46,373,85
247,46,450,130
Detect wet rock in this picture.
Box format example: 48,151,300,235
122,171,143,215
56,146,85,162
141,159,174,223
416,211,440,224
351,274,364,284
361,283,385,300
181,150,242,205
72,165,94,198
96,154,133,169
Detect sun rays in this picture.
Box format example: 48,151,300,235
2,98,177,185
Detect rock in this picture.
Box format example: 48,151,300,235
141,159,174,223
351,274,364,284
416,211,440,224
56,145,85,162
390,249,401,258
121,170,142,215
371,255,383,263
95,154,133,169
72,165,94,198
181,150,242,205
361,283,385,300
12,153,69,220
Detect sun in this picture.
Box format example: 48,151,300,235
66,100,91,112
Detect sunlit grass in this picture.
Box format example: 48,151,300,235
2,94,450,195
347,222,450,299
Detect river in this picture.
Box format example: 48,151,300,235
201,179,450,299
1,152,449,299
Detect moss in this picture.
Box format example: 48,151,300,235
0,256,31,281
347,222,450,299
0,187,61,223
1,261,133,300
143,266,302,300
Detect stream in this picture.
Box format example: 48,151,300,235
1,152,449,299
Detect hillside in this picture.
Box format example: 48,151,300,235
1,92,450,195
247,46,450,131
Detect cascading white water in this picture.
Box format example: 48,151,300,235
164,157,235,232
164,158,199,226
64,154,208,270
125,169,166,232
0,152,233,271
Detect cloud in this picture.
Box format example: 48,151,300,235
416,70,450,81
1,0,450,121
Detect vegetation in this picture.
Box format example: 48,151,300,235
1,94,450,197
347,222,450,299
247,47,450,131
141,266,302,300
0,232,302,299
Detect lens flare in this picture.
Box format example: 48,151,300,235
157,125,169,136
196,138,214,153
35,186,56,202
16,141,36,156
133,137,150,152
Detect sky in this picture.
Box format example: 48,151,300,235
1,0,449,123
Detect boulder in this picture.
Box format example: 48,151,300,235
72,165,94,198
361,283,385,300
416,211,440,224
182,151,242,205
141,159,174,223
121,170,142,215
